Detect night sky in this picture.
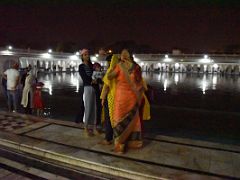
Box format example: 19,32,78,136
0,0,240,53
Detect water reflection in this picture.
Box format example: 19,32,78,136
38,73,83,96
37,72,240,98
174,74,179,85
142,72,240,95
43,80,52,95
163,79,168,91
212,76,217,90
202,80,207,94
70,73,79,93
12,72,237,120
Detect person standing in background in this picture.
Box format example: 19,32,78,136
4,62,20,112
21,69,34,114
33,82,44,116
78,49,96,137
99,54,118,145
1,75,8,101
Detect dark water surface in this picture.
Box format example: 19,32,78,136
142,72,240,112
39,72,240,114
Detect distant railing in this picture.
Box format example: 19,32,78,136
1,47,240,64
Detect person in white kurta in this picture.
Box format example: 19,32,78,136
21,71,34,114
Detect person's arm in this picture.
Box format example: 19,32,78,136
3,74,7,80
107,69,116,80
107,64,120,80
100,84,109,106
3,70,7,80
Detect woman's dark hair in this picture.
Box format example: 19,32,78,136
81,55,93,68
81,55,90,62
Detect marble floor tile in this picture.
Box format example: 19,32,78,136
232,153,240,177
149,134,240,152
0,168,11,178
13,122,50,134
210,151,233,163
209,160,234,177
0,174,31,180
0,112,239,179
26,124,240,176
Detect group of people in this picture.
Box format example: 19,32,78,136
78,48,150,154
1,48,150,154
2,63,44,116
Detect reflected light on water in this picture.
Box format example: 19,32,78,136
70,73,79,92
157,74,161,81
36,72,240,100
202,80,207,94
57,75,61,82
212,76,217,90
174,74,179,84
164,79,168,91
44,81,53,95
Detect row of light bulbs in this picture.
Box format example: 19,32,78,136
6,46,210,60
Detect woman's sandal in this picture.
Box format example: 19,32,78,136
113,144,125,154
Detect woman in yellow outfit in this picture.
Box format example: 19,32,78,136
99,54,119,145
140,79,151,134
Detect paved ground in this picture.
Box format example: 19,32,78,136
0,111,239,179
0,114,35,132
0,167,31,180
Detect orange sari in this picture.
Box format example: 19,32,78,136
112,62,144,150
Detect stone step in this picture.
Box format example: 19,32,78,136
0,156,68,180
0,131,231,180
1,112,239,179
0,134,162,180
0,145,117,180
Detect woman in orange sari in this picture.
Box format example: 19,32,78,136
108,49,145,153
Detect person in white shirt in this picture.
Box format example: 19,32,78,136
4,63,20,112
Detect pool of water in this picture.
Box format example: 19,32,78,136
143,72,240,112
38,72,240,116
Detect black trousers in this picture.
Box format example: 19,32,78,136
93,84,102,127
104,99,113,141
75,87,84,123
95,88,102,127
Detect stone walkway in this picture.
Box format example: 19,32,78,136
0,167,31,180
0,111,239,179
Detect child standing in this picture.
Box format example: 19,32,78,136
33,82,44,116
92,63,104,86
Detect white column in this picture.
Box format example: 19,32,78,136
62,61,66,71
40,61,43,68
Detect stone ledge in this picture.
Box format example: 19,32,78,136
0,157,69,180
145,134,240,153
0,132,163,180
